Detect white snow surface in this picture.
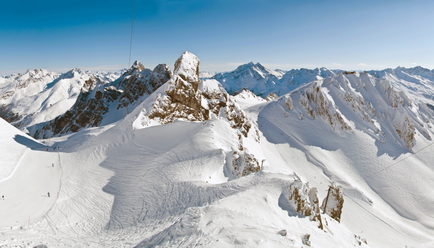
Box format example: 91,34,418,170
0,68,124,134
212,63,334,96
1,55,434,247
199,71,218,79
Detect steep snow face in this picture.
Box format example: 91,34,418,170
0,118,44,181
272,72,433,150
279,67,335,93
212,63,334,97
34,62,172,138
258,71,434,246
232,88,266,109
212,62,282,96
369,66,434,104
0,68,123,133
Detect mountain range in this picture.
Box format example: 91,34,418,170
0,52,434,247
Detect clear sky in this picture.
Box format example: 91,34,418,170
1,0,434,75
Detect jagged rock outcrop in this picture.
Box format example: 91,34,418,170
134,52,261,178
35,84,121,138
281,180,323,229
321,185,344,223
117,63,172,109
265,93,278,101
0,68,124,135
271,70,434,151
34,62,172,138
299,81,352,132
0,105,21,123
134,52,253,137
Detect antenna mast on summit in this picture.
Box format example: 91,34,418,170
128,0,136,69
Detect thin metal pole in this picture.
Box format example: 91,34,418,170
128,0,136,68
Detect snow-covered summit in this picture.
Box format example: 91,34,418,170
368,66,434,104
212,62,282,96
0,68,125,134
212,63,335,97
34,62,172,138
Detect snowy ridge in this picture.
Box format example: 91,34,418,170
275,71,433,150
212,63,334,97
369,66,434,104
1,53,434,247
212,62,283,96
133,51,262,179
0,68,124,134
34,62,172,138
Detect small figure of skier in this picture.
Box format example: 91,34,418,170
52,163,54,167
2,195,4,200
47,192,50,197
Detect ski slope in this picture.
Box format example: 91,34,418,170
1,96,433,247
1,54,434,247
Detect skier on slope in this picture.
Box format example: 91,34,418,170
47,192,50,197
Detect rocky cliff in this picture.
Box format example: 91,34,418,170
34,62,171,138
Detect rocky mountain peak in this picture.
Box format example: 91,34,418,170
172,51,200,88
131,60,145,72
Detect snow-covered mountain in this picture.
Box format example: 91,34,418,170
368,66,434,104
0,68,124,134
1,53,434,247
33,61,172,138
212,62,284,96
212,63,334,96
199,71,219,79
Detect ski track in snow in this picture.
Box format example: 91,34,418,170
1,61,434,247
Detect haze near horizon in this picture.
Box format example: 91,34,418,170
1,0,434,75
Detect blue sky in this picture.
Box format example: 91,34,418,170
1,0,434,75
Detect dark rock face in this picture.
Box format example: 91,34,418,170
118,64,172,109
35,86,122,138
34,62,172,138
0,105,21,123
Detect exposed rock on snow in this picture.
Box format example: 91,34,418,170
265,92,278,101
299,81,351,132
134,52,261,178
272,71,434,151
134,52,254,138
0,68,124,134
225,148,260,179
117,62,172,109
281,180,323,229
35,84,121,138
321,185,344,223
34,62,171,138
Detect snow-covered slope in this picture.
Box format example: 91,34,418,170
212,63,334,97
33,62,172,138
0,69,124,134
257,71,434,247
1,53,434,248
279,67,335,94
212,62,283,96
369,66,434,105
